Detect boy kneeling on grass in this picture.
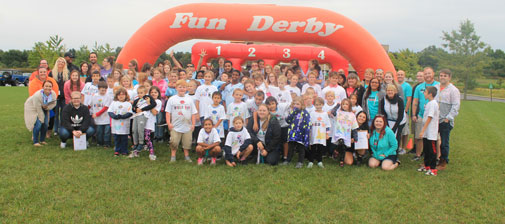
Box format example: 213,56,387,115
223,117,253,167
417,86,439,176
196,119,222,166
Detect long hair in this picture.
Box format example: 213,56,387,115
364,78,381,100
370,115,387,139
69,70,81,91
52,57,69,82
258,104,271,132
114,87,130,102
80,61,91,78
344,73,361,88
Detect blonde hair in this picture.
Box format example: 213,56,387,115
258,104,271,131
175,79,188,87
137,72,148,84
278,75,287,83
120,75,133,89
291,96,305,109
386,84,398,93
53,57,69,82
324,90,335,97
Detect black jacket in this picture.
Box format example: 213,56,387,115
132,95,156,112
61,103,93,132
49,71,68,100
246,114,281,153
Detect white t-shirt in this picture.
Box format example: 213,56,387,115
89,93,112,125
302,83,322,98
246,99,260,119
310,111,331,146
145,99,162,131
264,85,280,98
352,105,363,115
204,104,226,138
323,102,337,138
106,87,114,99
322,85,347,104
256,83,267,94
332,110,359,147
188,94,201,127
271,103,290,128
195,84,218,117
227,102,249,129
127,88,137,101
305,105,315,114
108,101,132,135
225,127,251,155
285,85,301,97
257,120,267,143
197,128,221,145
81,83,98,106
274,88,293,105
165,95,198,133
422,99,439,140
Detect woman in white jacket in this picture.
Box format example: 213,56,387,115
24,81,57,146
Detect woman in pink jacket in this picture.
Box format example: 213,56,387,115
63,70,85,104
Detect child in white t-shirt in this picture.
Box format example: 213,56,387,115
129,85,156,158
195,71,218,119
107,87,133,156
90,81,112,147
322,71,347,104
196,119,222,166
285,74,301,99
418,86,440,176
301,72,322,98
246,91,265,120
274,75,293,105
350,94,363,115
82,71,100,106
203,92,226,141
308,97,331,168
227,89,249,130
165,80,198,163
143,86,162,161
223,116,253,167
331,99,359,167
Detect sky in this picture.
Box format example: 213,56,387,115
1,0,504,53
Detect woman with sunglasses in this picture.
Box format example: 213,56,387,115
368,115,400,170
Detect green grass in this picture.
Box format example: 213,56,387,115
1,87,504,223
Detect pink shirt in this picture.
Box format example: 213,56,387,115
152,79,167,98
63,80,85,104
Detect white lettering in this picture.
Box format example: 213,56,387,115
170,12,227,30
304,17,323,34
272,20,289,32
247,16,273,31
319,23,344,37
170,13,193,28
286,21,307,32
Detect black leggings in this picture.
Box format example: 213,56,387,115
307,144,324,163
287,142,306,163
395,123,405,154
335,139,348,162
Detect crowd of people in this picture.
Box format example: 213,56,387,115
23,50,461,176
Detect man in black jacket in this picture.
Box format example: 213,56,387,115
64,51,80,72
59,91,95,148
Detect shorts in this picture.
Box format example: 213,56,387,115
280,127,288,143
414,118,423,139
170,129,193,150
380,155,398,164
401,117,410,136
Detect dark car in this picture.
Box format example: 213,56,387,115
0,69,29,86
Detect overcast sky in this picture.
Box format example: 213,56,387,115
1,0,504,53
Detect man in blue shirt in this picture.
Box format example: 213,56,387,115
397,70,412,154
411,67,439,161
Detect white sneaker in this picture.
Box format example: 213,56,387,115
86,141,90,148
128,152,136,158
149,154,157,161
317,162,324,168
398,149,407,155
60,142,66,148
307,162,313,168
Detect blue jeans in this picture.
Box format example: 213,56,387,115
96,124,111,146
154,112,165,140
113,134,129,154
53,98,65,133
439,122,453,163
59,126,96,143
32,115,48,144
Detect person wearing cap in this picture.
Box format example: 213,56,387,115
64,51,80,72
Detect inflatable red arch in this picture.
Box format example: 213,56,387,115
190,42,349,75
117,3,395,78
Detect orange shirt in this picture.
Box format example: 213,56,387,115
28,77,59,97
29,69,51,81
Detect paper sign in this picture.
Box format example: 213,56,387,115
354,131,368,150
73,134,87,151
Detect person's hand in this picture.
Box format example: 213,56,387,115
444,118,449,123
253,122,259,132
351,138,355,143
199,49,207,58
257,142,264,151
190,124,195,132
327,135,331,140
412,115,417,123
236,151,241,159
168,123,174,131
261,149,268,157
170,50,174,58
92,114,97,119
73,130,82,138
379,154,385,158
418,131,424,139
146,97,151,104
42,105,48,110
136,108,142,113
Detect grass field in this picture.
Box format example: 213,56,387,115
1,87,504,223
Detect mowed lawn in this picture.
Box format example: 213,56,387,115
0,87,504,223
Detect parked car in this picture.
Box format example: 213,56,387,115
0,69,29,86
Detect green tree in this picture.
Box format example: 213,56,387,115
442,19,486,100
28,35,66,68
417,45,449,71
483,47,505,78
0,50,29,68
388,48,421,79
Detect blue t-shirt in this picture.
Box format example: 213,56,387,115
413,81,439,118
367,91,379,120
401,82,412,111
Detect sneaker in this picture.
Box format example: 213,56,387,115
417,166,428,172
317,162,324,168
185,156,192,163
307,162,313,168
295,162,303,168
412,155,421,161
170,157,176,163
114,152,120,157
149,154,157,161
407,149,416,154
425,169,438,176
281,161,289,166
436,159,447,170
143,145,148,151
398,149,407,155
60,142,66,149
86,141,90,148
197,157,204,165
339,161,344,167
128,152,136,158
210,157,217,165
